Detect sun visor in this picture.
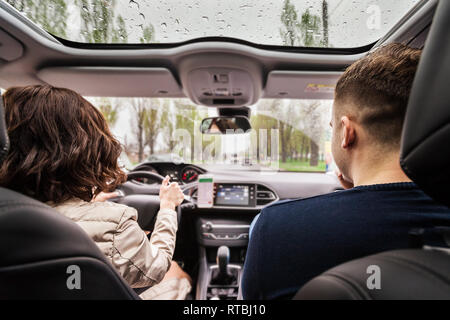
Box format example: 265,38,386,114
0,29,23,61
264,71,342,100
37,67,183,98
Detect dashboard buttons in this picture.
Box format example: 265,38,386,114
203,222,213,232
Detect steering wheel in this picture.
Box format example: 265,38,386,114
113,170,185,232
126,171,165,184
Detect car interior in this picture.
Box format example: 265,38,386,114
0,0,449,300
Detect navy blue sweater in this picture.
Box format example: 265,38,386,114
241,183,450,300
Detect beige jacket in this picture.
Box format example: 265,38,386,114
51,199,182,294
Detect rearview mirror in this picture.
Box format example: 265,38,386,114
200,116,251,135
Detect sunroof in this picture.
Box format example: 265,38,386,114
5,0,420,48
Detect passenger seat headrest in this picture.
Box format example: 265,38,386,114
0,95,9,164
400,0,450,207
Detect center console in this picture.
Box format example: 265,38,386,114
195,217,250,300
214,183,256,207
190,181,278,300
206,246,241,300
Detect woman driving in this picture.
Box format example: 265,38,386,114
0,85,191,299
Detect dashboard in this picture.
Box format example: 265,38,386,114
127,161,343,207
124,160,343,301
132,162,206,184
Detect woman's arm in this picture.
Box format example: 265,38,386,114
110,176,185,288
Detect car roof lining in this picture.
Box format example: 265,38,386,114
0,0,436,105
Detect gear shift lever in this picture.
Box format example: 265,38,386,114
210,245,236,285
217,245,230,277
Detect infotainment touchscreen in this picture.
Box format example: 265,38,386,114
215,184,255,207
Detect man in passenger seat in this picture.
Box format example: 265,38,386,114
242,43,450,300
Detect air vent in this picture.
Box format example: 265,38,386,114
256,184,277,206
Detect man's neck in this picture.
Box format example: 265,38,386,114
351,149,412,187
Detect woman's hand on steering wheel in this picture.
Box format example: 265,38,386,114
159,176,185,211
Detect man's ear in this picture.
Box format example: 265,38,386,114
341,116,356,149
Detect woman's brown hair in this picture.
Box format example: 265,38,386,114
0,85,127,204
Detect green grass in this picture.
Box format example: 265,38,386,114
278,160,326,172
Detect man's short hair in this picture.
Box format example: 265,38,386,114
334,43,421,148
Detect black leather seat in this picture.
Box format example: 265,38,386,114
294,249,450,300
0,99,139,299
294,0,450,300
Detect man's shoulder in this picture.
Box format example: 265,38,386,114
261,190,348,217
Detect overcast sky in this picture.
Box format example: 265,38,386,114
65,0,419,48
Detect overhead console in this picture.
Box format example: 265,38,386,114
185,67,256,107
179,53,263,108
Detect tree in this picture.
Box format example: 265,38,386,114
96,98,120,127
129,98,147,162
279,0,324,47
112,15,128,43
299,9,322,47
5,0,26,11
322,0,329,47
77,0,154,44
297,101,328,166
160,101,176,152
7,0,68,38
140,24,155,43
77,0,115,43
128,98,165,161
143,99,163,155
8,0,155,44
280,0,301,46
278,102,296,163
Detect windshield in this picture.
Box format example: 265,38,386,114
6,0,419,48
86,97,333,172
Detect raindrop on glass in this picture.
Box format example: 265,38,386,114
129,0,140,9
